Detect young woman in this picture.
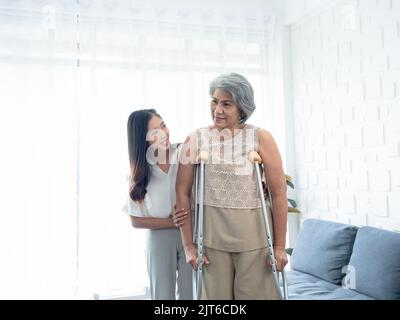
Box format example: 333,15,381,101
125,108,192,300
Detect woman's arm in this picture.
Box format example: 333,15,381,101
130,216,175,230
176,161,195,247
176,161,209,270
176,134,197,249
175,134,209,270
130,207,186,230
258,129,288,269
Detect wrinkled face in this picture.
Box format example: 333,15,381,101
147,115,170,149
210,88,242,130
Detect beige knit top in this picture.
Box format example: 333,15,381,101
196,124,262,208
194,124,269,252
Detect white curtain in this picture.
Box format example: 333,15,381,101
0,0,276,299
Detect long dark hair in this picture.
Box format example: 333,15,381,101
127,108,160,203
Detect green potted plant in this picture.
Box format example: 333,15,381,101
285,174,300,256
285,175,301,215
262,174,301,215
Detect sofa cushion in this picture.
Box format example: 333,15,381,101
291,219,358,284
348,226,400,300
283,270,374,300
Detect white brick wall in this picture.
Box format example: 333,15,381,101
290,0,400,231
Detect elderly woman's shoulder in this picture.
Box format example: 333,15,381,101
245,123,269,134
253,126,275,142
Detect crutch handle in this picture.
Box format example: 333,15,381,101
196,150,209,163
248,151,262,163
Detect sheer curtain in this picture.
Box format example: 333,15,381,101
0,0,277,299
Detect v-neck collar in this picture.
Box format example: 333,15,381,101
154,163,171,175
151,144,177,176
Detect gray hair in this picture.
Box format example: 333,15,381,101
209,73,256,123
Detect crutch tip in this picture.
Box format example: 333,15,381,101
197,150,209,163
248,151,262,163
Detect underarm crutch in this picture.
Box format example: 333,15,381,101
249,151,289,300
192,150,208,300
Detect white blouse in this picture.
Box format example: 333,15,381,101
125,143,182,218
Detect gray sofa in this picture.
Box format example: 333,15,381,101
283,219,400,300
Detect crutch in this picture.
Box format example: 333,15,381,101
249,151,289,300
192,150,208,300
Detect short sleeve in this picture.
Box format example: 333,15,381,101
121,175,145,217
126,195,144,217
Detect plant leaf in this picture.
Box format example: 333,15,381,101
286,180,294,189
288,199,297,207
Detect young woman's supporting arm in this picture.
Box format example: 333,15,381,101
130,209,185,230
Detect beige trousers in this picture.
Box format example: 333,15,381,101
201,246,281,300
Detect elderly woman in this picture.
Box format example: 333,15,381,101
175,73,288,299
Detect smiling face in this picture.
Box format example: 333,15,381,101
210,88,242,130
147,115,170,150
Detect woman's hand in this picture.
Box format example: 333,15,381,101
184,243,210,271
171,206,188,227
272,246,288,271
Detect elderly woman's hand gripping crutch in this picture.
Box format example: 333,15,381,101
249,150,289,300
